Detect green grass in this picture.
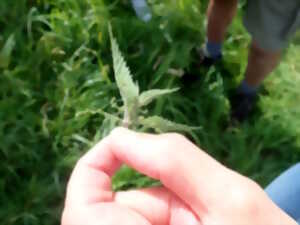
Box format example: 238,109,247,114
0,0,300,224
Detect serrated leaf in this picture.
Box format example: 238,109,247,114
140,116,201,133
0,34,16,68
75,109,122,122
108,24,139,126
139,88,179,107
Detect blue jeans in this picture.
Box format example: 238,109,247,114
265,163,300,224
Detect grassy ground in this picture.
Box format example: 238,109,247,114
1,0,300,224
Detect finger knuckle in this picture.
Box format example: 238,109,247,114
159,133,188,153
162,132,189,145
155,133,189,171
227,178,261,214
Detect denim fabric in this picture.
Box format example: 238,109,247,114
131,0,152,22
265,163,300,224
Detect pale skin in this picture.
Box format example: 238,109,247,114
61,127,297,225
207,0,282,87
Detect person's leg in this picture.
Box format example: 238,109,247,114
202,0,238,60
265,163,300,223
230,41,282,122
206,0,238,43
231,41,281,122
243,41,281,88
231,0,300,122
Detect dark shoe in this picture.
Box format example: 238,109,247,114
182,47,222,84
230,92,257,122
198,47,222,68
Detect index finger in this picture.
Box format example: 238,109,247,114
66,127,229,218
108,128,229,217
65,136,121,205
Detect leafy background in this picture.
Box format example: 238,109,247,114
0,0,299,224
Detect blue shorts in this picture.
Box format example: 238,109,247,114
265,163,300,224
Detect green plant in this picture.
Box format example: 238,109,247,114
80,24,200,134
1,1,300,225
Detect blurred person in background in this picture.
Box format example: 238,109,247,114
201,1,300,220
131,0,152,22
200,0,300,122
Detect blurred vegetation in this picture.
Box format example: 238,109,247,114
0,0,299,224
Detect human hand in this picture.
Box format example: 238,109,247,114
61,128,297,225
